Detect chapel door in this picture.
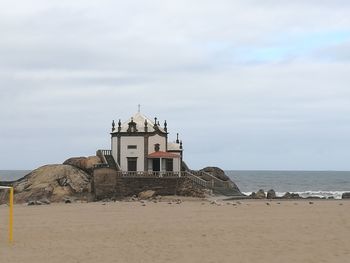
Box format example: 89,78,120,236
127,157,137,171
165,159,173,171
152,159,160,171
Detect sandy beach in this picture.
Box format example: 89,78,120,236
1,198,349,263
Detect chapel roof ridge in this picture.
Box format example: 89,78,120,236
118,111,166,133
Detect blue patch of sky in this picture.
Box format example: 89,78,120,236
243,31,350,63
205,31,350,64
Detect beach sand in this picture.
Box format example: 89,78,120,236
1,199,349,263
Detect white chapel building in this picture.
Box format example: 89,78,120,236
110,112,183,173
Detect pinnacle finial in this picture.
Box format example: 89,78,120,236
144,119,148,132
118,119,122,132
138,104,141,113
112,120,115,132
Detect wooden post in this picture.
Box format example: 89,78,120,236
9,187,14,244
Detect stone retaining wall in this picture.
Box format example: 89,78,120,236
92,168,118,200
93,168,185,200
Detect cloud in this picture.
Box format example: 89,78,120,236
0,0,350,170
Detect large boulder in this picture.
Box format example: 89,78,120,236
200,167,230,181
256,189,266,198
249,192,256,198
63,156,102,174
250,189,266,199
1,164,92,204
282,192,301,199
342,192,350,199
181,161,190,171
267,189,277,199
199,166,242,196
138,190,156,199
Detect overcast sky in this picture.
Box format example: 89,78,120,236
1,0,350,170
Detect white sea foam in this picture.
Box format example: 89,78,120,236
294,191,346,200
243,191,347,199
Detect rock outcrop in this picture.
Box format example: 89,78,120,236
138,190,156,199
0,159,243,203
250,189,266,199
1,164,92,204
267,189,276,199
342,192,350,199
256,189,266,199
63,156,102,174
199,167,243,196
200,167,230,181
282,192,301,199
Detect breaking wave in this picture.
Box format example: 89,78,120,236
242,191,347,200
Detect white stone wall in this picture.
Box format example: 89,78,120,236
111,133,181,172
148,134,166,153
173,157,181,172
120,136,144,171
111,137,118,164
148,159,153,172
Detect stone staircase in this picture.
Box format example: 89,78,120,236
185,170,243,197
96,150,121,171
104,154,117,169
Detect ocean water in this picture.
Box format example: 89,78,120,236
1,170,350,199
0,170,31,182
227,170,350,199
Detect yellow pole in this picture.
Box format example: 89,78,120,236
9,187,13,244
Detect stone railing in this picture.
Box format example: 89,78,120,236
101,149,112,156
96,149,109,165
115,171,181,178
95,149,121,171
189,170,232,188
184,171,212,188
200,171,232,188
92,157,233,191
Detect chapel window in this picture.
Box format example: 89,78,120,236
128,145,137,149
